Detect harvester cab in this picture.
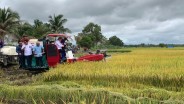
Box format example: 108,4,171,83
45,34,72,67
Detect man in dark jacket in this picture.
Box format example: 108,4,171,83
16,40,24,68
61,38,68,62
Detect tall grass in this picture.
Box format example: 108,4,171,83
0,84,165,104
1,84,184,104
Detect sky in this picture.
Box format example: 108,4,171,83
0,0,184,44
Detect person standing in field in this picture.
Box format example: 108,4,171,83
16,40,24,68
21,40,33,68
55,37,64,63
33,42,44,67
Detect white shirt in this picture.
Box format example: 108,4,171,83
55,40,63,49
21,44,33,56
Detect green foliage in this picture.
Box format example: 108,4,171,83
0,7,71,39
14,20,50,38
109,35,124,46
77,22,106,48
32,19,50,38
82,22,103,44
78,36,93,48
48,14,71,33
14,22,33,38
14,14,71,38
159,43,166,48
0,7,20,39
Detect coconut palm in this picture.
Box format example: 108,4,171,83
48,14,71,33
0,8,20,39
32,19,50,38
33,19,43,28
14,22,33,38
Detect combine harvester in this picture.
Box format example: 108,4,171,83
0,34,105,70
45,34,104,67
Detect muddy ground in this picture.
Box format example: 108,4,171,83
0,65,34,86
0,65,45,104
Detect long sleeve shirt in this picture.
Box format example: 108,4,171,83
55,40,63,49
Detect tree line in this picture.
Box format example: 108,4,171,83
0,7,124,48
0,8,70,39
75,22,124,48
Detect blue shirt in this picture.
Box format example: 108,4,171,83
33,45,44,57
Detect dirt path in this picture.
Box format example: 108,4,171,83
0,65,34,85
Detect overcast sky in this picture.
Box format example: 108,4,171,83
0,0,184,44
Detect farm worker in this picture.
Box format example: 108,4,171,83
55,37,64,63
16,40,24,68
21,40,33,68
33,42,44,67
61,37,68,62
96,50,100,54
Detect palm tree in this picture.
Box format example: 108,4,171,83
32,19,50,38
0,8,20,39
14,22,33,38
48,14,71,33
33,19,43,28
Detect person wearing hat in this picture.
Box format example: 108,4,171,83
33,41,44,67
21,40,33,68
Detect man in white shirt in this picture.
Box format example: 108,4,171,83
21,40,33,68
55,37,64,62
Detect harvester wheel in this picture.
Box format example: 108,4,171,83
3,58,8,66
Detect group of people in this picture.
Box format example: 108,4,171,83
16,36,68,68
16,39,44,68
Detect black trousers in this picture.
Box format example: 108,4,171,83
18,55,24,68
35,57,43,67
25,55,32,67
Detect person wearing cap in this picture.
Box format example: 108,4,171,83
21,40,33,68
55,37,64,62
33,41,44,67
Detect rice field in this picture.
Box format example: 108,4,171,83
43,48,184,90
1,48,184,103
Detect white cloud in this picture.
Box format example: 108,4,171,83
1,0,184,44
